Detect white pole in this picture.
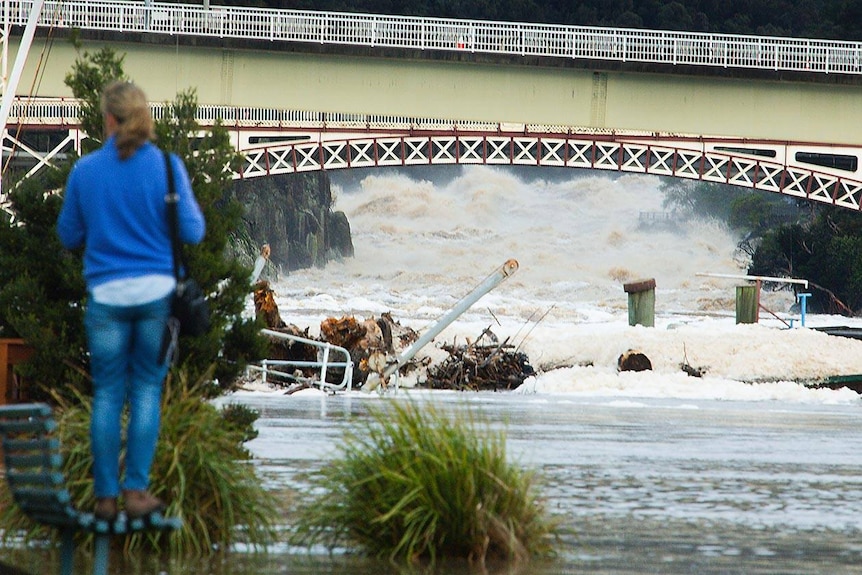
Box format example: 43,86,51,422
695,272,808,288
382,258,519,380
2,0,9,94
0,0,45,196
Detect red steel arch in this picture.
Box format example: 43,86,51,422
238,131,862,211
5,119,862,212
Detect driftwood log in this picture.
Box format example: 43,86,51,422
617,349,652,372
253,281,286,329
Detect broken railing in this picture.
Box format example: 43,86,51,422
696,272,809,326
246,328,354,392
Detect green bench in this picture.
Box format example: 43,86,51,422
0,403,182,575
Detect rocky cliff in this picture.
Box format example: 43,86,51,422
234,172,354,271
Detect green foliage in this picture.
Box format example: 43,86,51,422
220,402,261,443
0,45,114,401
149,372,279,554
291,400,556,566
660,178,803,233
63,45,125,153
0,45,270,401
154,90,270,390
749,207,862,313
0,377,279,554
731,192,805,235
0,175,90,401
748,223,804,279
728,194,780,233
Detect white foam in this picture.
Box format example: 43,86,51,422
250,167,862,405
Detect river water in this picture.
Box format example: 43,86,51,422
226,390,862,574
11,389,862,574
9,167,862,573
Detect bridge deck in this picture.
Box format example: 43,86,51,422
5,0,862,214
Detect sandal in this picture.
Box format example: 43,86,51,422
94,497,118,522
123,490,166,519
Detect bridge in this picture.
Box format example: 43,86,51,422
4,0,862,211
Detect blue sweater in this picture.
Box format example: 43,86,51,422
57,137,206,291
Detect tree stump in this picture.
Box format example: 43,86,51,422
618,349,652,372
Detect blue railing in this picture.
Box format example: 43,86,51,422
4,0,862,75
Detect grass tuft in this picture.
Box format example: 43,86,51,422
290,399,557,566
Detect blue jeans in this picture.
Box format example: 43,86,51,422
84,294,171,498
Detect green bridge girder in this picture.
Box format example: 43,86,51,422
10,37,862,148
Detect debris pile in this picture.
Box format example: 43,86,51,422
426,329,535,391
252,284,714,393
253,282,535,390
253,283,420,386
319,313,422,385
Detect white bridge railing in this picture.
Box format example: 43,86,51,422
6,95,505,131
4,0,862,76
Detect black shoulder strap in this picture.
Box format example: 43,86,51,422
164,151,185,281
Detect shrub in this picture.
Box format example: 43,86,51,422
147,371,279,554
0,371,279,555
291,400,556,566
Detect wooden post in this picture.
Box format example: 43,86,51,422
0,339,34,405
623,278,656,327
736,285,758,324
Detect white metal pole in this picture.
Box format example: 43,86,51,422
2,0,9,94
382,258,519,379
0,0,45,196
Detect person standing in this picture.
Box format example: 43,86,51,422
250,243,271,284
57,81,206,521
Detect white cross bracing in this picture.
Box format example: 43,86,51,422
238,133,862,211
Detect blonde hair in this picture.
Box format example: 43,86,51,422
100,80,154,159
